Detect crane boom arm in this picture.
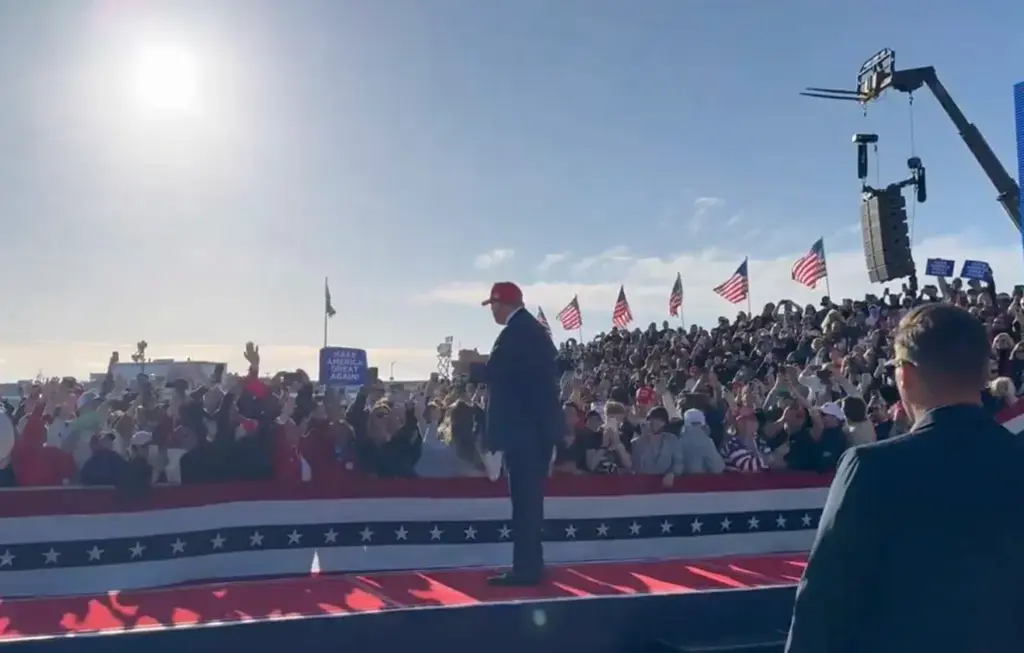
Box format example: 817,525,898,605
906,66,1022,232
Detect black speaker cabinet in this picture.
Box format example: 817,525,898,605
861,189,915,283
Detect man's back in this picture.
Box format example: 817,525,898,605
484,310,560,453
786,405,1024,652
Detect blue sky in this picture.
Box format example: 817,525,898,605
1,0,1022,381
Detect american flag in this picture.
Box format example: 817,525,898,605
536,307,552,336
612,286,633,329
791,238,828,289
324,277,337,318
556,295,583,331
669,273,683,317
714,259,750,304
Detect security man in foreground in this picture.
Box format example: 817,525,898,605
786,303,1024,652
478,281,561,586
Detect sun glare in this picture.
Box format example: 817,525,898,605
132,45,200,117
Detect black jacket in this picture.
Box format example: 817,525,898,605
481,309,562,455
786,404,1024,653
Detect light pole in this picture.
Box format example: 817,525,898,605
388,361,396,381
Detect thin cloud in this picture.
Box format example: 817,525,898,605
830,222,862,240
426,234,1024,333
473,248,515,270
570,246,632,274
690,196,725,233
537,251,571,272
694,196,724,210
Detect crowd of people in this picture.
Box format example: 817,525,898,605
0,273,1019,491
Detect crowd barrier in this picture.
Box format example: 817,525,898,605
0,473,831,598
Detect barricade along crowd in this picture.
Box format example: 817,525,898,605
0,273,1020,492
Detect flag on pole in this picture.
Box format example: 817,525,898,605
556,296,583,330
668,273,683,317
536,307,552,336
791,238,828,289
612,286,633,329
713,260,750,304
324,278,337,318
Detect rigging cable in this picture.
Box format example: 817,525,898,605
864,102,881,189
874,142,880,189
907,93,918,244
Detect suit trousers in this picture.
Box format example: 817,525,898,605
504,444,549,578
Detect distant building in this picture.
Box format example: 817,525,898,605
452,349,488,379
109,359,225,383
0,382,24,402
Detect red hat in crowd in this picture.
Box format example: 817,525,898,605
481,282,523,306
636,386,656,405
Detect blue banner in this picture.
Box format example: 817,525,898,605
960,259,992,281
318,347,368,386
925,258,955,277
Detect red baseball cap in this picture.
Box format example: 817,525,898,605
636,386,656,405
481,281,523,306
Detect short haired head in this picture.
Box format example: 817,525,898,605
841,396,867,423
481,281,524,325
892,303,989,419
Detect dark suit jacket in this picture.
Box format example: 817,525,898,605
786,404,1024,653
482,309,562,455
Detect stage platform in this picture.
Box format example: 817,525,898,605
0,553,806,653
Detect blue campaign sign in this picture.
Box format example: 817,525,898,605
318,347,368,386
924,258,955,277
959,260,992,281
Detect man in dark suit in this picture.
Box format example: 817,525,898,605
478,281,562,586
786,303,1024,652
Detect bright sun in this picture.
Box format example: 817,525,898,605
132,45,200,117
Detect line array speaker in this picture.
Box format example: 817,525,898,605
861,187,915,283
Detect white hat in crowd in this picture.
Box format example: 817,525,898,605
819,402,846,422
683,408,706,427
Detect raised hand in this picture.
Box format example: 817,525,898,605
243,342,260,367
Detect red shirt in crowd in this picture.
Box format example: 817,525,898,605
12,404,76,486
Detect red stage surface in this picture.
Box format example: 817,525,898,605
0,554,807,640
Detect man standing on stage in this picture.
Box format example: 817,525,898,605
478,281,561,586
786,303,1024,652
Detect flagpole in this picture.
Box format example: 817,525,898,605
819,237,832,299
746,258,752,316
323,276,329,348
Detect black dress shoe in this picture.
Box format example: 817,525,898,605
486,571,544,587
